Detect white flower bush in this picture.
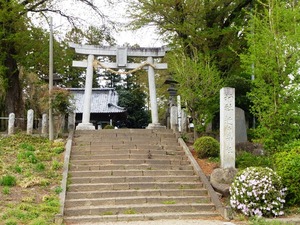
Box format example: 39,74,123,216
230,167,286,217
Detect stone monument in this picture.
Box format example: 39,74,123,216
8,113,15,135
27,109,34,135
220,87,235,169
235,107,248,144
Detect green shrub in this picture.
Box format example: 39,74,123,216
103,125,114,129
274,147,300,205
0,175,17,187
193,136,220,158
236,151,272,169
230,167,286,217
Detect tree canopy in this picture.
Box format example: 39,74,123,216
0,0,113,123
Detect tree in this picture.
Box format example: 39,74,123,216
167,47,223,134
0,0,110,123
127,0,258,133
240,0,300,150
127,0,254,78
118,86,150,128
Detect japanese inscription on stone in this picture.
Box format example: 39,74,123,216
220,87,235,168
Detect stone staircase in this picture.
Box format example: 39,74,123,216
63,129,220,224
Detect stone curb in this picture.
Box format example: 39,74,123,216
178,137,231,220
55,129,74,224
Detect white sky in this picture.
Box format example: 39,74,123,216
43,0,165,47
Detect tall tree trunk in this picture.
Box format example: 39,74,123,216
4,51,25,128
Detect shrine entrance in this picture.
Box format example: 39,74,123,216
69,43,168,130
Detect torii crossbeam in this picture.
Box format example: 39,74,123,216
69,43,168,130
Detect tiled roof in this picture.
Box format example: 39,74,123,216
67,88,126,113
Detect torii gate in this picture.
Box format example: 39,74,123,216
69,43,168,130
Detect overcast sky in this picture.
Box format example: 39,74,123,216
43,0,165,47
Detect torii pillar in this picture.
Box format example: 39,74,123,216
69,43,168,130
76,54,95,130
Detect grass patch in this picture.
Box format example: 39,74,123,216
124,208,137,214
102,211,114,215
0,175,17,186
0,133,65,224
162,200,176,204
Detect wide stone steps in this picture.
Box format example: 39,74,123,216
66,189,209,199
70,154,187,160
70,175,200,184
65,211,219,224
64,202,216,216
63,129,219,224
67,181,203,192
65,195,211,207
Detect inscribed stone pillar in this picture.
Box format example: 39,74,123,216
76,54,95,130
42,113,48,136
170,106,177,131
68,112,75,131
27,109,34,135
177,95,182,132
181,109,187,133
220,87,235,169
8,113,15,135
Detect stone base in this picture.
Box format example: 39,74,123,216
76,123,95,130
146,123,166,129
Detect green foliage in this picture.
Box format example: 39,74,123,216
118,87,150,128
2,186,10,195
193,136,220,158
54,186,63,194
0,175,17,187
51,160,62,170
274,143,300,205
230,167,286,217
168,48,223,131
241,1,300,150
236,152,272,169
53,147,64,154
35,163,45,172
249,216,283,225
19,143,35,151
18,151,38,164
50,87,75,115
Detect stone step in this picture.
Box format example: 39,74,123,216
69,170,195,177
69,159,190,166
69,164,194,171
69,175,200,184
64,129,220,224
73,142,180,149
70,153,187,161
66,189,208,199
71,145,183,151
75,129,174,134
67,182,203,192
64,203,216,217
64,211,220,224
71,149,185,156
65,196,212,208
